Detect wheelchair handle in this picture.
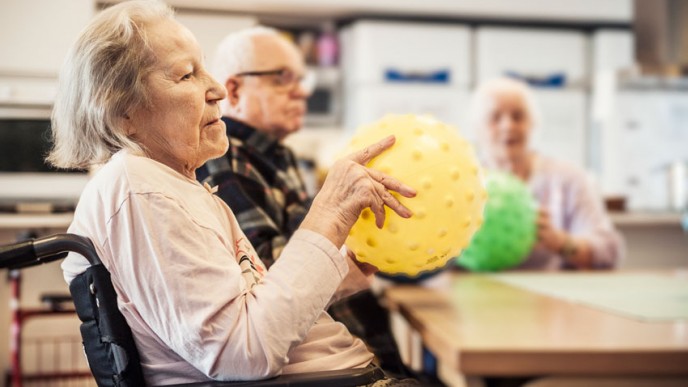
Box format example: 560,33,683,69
0,233,101,269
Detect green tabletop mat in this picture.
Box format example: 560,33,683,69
490,272,688,322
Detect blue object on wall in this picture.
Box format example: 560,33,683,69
505,71,566,88
384,68,450,84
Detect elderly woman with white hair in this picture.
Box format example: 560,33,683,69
470,77,624,270
50,1,417,385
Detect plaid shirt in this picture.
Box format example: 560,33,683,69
197,117,311,268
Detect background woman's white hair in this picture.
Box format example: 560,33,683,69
48,0,174,169
211,26,282,114
468,77,543,135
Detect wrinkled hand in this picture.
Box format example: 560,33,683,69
300,135,417,248
535,207,567,253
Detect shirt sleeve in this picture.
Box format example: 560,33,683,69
565,173,625,269
104,192,348,381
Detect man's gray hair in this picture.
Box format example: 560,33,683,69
211,26,282,114
48,0,174,169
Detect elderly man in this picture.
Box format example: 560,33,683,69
197,27,311,263
197,27,411,378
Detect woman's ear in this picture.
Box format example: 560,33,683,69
122,113,137,136
226,77,241,107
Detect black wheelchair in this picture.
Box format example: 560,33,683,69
0,233,385,387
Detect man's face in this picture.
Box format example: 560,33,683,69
230,36,309,141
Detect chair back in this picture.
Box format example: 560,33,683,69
70,263,146,386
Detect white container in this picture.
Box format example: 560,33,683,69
475,27,588,86
341,21,471,87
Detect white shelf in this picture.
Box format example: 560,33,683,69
610,211,684,227
0,213,73,230
100,0,633,23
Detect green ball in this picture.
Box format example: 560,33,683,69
457,172,537,272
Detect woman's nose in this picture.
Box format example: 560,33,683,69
207,74,227,102
496,115,515,132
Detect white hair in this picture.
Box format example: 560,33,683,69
211,26,283,114
468,77,543,136
48,0,174,169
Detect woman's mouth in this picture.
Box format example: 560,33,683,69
205,117,220,126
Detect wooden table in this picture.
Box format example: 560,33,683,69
384,271,688,386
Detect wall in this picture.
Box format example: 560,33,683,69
0,0,94,76
175,11,257,65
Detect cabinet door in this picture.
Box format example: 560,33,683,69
602,91,688,210
531,89,588,169
476,27,588,86
342,21,471,87
344,84,471,137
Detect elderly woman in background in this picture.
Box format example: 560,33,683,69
470,77,624,270
49,1,416,385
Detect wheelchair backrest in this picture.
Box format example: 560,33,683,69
70,262,146,387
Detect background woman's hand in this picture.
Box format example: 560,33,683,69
300,135,417,248
535,207,567,253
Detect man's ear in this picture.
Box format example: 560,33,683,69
226,77,241,107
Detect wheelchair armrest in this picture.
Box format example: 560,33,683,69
170,366,385,387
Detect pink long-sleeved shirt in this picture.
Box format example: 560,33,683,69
62,151,372,385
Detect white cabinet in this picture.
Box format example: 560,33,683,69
342,21,471,87
591,30,634,73
601,90,688,210
0,0,95,76
475,27,589,86
341,21,472,133
531,89,588,168
344,84,472,134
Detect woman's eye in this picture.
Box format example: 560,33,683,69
181,73,192,81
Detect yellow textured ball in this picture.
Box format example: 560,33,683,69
343,114,487,276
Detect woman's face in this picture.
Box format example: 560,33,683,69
127,19,228,178
482,88,533,166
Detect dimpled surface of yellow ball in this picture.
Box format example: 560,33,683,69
344,114,487,276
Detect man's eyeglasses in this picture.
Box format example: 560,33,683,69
235,68,316,95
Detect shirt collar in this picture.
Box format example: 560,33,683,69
222,116,279,154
